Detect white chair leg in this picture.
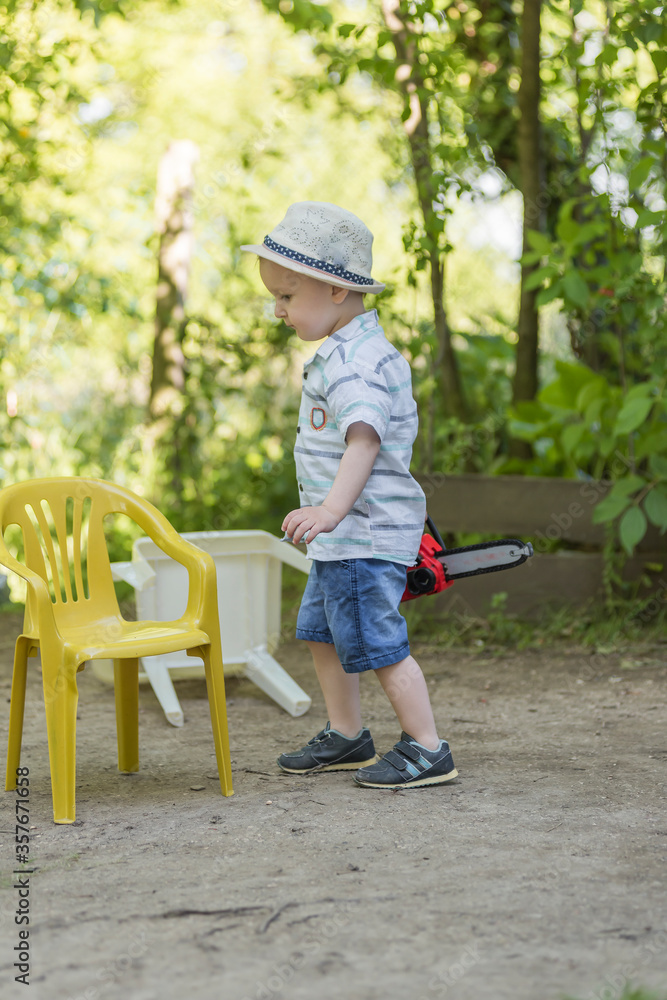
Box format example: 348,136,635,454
244,646,312,717
141,657,184,727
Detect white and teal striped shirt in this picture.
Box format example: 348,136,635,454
295,309,426,565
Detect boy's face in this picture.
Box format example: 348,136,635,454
259,259,350,342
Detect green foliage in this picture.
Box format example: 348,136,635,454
401,586,667,653
259,0,523,423
0,0,414,529
146,311,303,535
382,306,514,473
525,1,667,384
524,187,667,384
0,0,155,500
1,0,666,584
504,360,667,552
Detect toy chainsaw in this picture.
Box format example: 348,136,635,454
401,516,533,603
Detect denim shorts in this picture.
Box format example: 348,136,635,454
295,558,410,674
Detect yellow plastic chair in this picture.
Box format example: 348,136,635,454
0,477,233,824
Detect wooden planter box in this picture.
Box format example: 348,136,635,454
413,473,666,618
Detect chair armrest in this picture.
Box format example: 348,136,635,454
142,532,216,625
0,543,60,642
109,491,218,626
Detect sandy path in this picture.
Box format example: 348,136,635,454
1,615,666,1000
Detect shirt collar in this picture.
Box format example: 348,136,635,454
304,309,380,366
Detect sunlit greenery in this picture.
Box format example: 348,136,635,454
1,0,665,571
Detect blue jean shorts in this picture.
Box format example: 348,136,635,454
295,558,410,674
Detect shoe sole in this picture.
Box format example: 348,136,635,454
355,767,458,789
278,754,380,775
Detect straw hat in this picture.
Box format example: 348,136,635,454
241,201,385,293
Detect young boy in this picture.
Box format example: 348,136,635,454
241,201,457,788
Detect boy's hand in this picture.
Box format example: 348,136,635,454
283,422,380,545
282,505,340,544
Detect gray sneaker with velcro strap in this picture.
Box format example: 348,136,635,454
277,722,379,774
354,732,458,788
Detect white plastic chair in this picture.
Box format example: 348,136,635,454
96,530,312,725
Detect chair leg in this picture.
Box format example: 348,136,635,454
113,658,139,774
200,640,233,797
41,651,79,824
5,637,32,791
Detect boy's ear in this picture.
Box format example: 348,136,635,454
330,285,350,304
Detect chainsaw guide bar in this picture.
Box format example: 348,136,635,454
401,516,534,603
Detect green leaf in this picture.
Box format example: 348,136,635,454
614,397,654,435
513,400,550,423
637,21,664,45
650,48,667,77
523,265,557,291
556,215,579,244
540,362,596,410
608,474,646,499
597,435,616,459
620,301,637,324
591,494,631,524
629,156,654,190
583,396,606,426
619,505,647,555
648,454,667,479
561,423,585,456
525,229,552,255
624,382,655,402
508,420,545,442
643,487,667,532
562,271,589,309
635,430,667,461
596,42,618,67
574,219,608,244
576,376,608,414
536,283,562,307
635,209,663,228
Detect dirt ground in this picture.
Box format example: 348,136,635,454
1,610,666,1000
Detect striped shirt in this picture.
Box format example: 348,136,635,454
295,309,425,565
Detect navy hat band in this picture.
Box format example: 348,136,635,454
263,235,375,287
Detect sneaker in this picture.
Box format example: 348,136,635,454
354,732,458,789
277,722,379,774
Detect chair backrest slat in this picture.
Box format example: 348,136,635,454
1,480,121,625
27,501,65,603
71,495,87,602
48,497,75,604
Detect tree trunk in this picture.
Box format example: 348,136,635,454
512,0,543,452
148,140,199,490
382,0,467,426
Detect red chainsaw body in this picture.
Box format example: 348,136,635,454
401,533,454,603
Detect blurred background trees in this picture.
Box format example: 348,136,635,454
1,0,666,561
